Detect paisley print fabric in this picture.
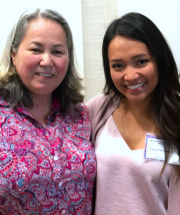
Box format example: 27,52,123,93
0,99,96,215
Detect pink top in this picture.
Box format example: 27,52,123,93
87,93,180,215
95,115,180,215
0,99,96,214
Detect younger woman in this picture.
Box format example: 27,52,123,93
87,12,180,215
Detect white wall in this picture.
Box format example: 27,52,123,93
117,0,180,71
81,0,180,101
81,0,118,101
0,0,84,76
0,0,179,101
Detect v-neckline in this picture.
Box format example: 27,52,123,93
110,115,145,152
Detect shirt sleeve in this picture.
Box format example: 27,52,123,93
168,167,180,214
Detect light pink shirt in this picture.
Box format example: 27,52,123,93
95,115,179,215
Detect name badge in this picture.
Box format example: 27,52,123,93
144,134,180,165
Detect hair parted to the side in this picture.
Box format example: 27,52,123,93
102,12,180,169
0,8,84,112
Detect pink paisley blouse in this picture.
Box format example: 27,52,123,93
0,99,96,215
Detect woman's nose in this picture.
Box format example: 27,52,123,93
124,66,139,81
40,53,53,66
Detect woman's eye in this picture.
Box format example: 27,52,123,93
137,59,149,66
111,63,123,70
52,50,64,55
31,48,42,53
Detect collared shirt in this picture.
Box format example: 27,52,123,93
0,99,96,215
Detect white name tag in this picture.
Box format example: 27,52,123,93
144,134,180,165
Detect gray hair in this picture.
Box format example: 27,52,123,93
0,8,73,78
0,9,84,111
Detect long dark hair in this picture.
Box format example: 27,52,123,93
0,9,84,112
102,12,180,167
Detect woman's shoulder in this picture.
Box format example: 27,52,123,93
86,93,120,118
0,98,13,115
86,94,109,120
86,93,121,143
86,93,107,110
64,102,89,123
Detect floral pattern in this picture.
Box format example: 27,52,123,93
0,99,96,214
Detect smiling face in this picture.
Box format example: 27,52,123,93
11,17,69,99
108,36,158,105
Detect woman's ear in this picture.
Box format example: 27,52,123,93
11,49,16,65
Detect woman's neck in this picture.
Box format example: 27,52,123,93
120,98,158,135
113,98,159,149
122,98,152,117
29,94,52,126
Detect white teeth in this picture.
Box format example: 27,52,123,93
38,73,53,77
127,82,144,89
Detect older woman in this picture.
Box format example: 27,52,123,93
0,9,96,214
